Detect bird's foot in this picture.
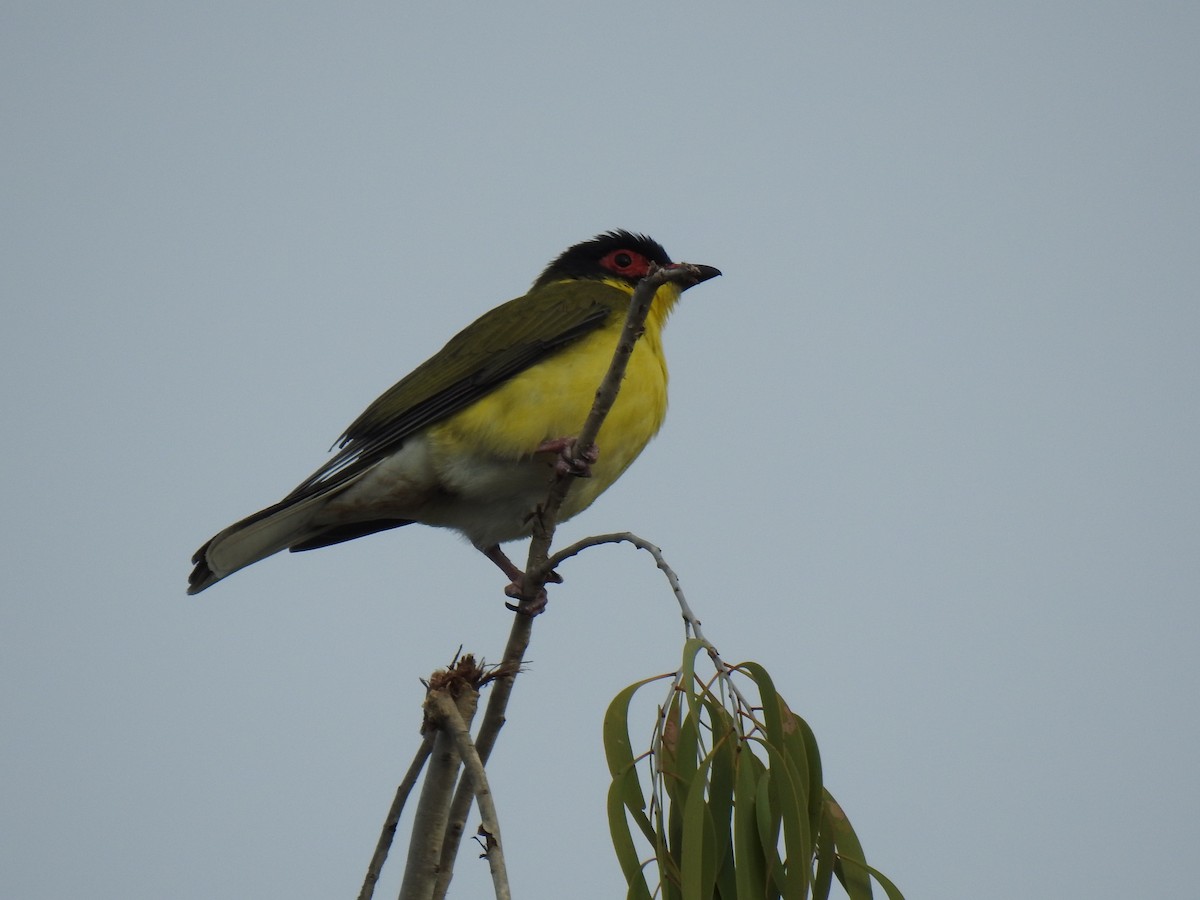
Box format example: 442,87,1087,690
537,436,600,477
481,544,561,616
502,566,564,615
504,579,549,616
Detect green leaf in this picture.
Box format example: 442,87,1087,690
837,856,907,900
825,790,873,900
665,689,701,802
670,703,702,870
678,638,708,712
864,863,906,900
733,748,769,900
660,690,682,805
754,765,786,897
701,696,738,890
795,704,825,825
740,661,782,739
607,769,654,900
608,655,903,900
811,800,837,900
755,737,811,899
776,697,824,836
604,676,666,811
680,753,719,900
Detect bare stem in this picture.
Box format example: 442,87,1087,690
431,625,530,899
545,531,756,737
522,264,707,592
429,692,510,900
431,263,710,895
397,663,481,900
358,732,436,900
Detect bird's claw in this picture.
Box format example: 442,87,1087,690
537,436,600,477
504,580,549,616
500,567,562,615
480,544,560,615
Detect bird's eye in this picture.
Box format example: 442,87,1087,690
600,248,648,278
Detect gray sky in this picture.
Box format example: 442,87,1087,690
3,2,1197,897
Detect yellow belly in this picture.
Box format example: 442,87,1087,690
423,315,669,538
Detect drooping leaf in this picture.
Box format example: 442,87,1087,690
701,694,738,896
604,676,667,811
811,799,838,900
837,855,907,900
755,737,812,899
733,748,770,900
740,661,781,739
680,753,720,900
607,769,654,900
825,790,873,900
605,654,903,900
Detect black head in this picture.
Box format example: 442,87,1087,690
533,230,673,290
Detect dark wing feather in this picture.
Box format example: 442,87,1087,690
279,279,628,505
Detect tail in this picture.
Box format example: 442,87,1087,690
187,493,330,594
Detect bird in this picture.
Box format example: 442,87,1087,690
188,231,720,604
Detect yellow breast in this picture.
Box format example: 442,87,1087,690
426,281,677,525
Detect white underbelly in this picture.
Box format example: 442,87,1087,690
321,432,558,548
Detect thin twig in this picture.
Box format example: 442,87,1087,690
429,692,511,900
431,263,709,897
546,532,690,618
523,263,714,592
431,621,531,899
358,732,436,900
545,531,756,737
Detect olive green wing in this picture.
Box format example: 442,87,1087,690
281,278,629,503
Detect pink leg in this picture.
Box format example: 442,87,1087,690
479,544,562,616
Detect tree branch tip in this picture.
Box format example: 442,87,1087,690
425,653,487,694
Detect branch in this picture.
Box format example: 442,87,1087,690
431,633,529,899
396,659,482,900
429,692,510,900
545,531,756,736
396,714,466,900
522,263,709,592
431,262,712,896
545,532,690,623
358,732,436,900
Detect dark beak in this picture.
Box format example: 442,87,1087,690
673,262,722,288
